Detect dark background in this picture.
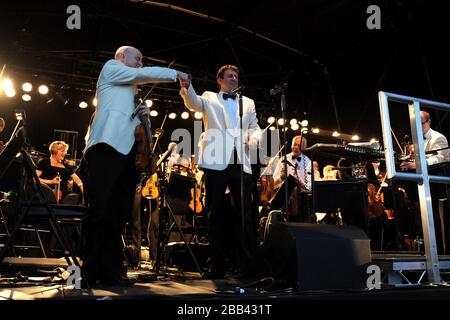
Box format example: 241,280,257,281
0,0,449,160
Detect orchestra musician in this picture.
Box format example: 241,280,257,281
400,110,449,170
36,141,84,202
272,135,312,222
179,64,261,279
398,110,450,252
82,45,189,287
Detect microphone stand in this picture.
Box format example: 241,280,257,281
279,88,289,218
236,88,246,277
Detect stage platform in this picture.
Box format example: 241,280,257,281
372,252,450,286
1,256,450,303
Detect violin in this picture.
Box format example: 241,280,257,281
259,175,275,203
142,173,158,199
134,98,158,174
189,185,203,215
367,175,395,220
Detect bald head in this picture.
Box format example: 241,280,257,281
420,110,431,134
291,135,307,157
114,46,143,68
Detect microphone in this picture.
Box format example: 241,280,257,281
270,83,287,96
231,85,245,95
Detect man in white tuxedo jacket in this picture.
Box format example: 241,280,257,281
82,46,188,287
401,110,449,170
179,65,261,279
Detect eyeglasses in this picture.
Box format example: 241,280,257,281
421,119,429,125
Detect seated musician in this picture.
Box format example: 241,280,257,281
272,135,312,222
400,110,449,170
399,110,450,252
313,161,322,181
36,141,84,203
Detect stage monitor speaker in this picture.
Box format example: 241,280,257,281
262,222,371,291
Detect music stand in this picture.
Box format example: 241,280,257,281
0,119,89,288
152,155,203,275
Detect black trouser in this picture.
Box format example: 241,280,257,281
82,143,138,283
203,164,257,276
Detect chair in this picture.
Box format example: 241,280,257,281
154,171,206,274
0,127,86,273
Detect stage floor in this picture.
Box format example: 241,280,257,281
1,256,450,302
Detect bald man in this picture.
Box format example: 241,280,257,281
401,110,449,170
82,46,189,287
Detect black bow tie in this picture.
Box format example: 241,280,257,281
294,156,302,161
223,93,236,100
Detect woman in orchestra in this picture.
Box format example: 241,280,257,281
36,140,84,202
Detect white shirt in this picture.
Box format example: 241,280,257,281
423,127,449,165
272,152,312,192
220,91,239,130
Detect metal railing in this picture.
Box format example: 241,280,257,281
378,91,450,284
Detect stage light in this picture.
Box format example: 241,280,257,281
332,131,340,137
145,99,153,107
267,116,275,124
194,112,203,119
301,119,309,127
2,79,13,91
312,128,320,134
277,118,285,126
5,88,15,97
79,101,88,109
38,85,49,95
181,112,189,119
22,82,32,92
351,135,360,141
269,126,276,131
290,123,299,131
22,94,31,102
301,127,308,134
290,119,298,126
370,138,378,144
92,97,97,107
150,110,158,117
168,112,177,119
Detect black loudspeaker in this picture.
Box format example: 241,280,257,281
261,222,371,291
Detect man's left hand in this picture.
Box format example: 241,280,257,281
137,103,150,120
